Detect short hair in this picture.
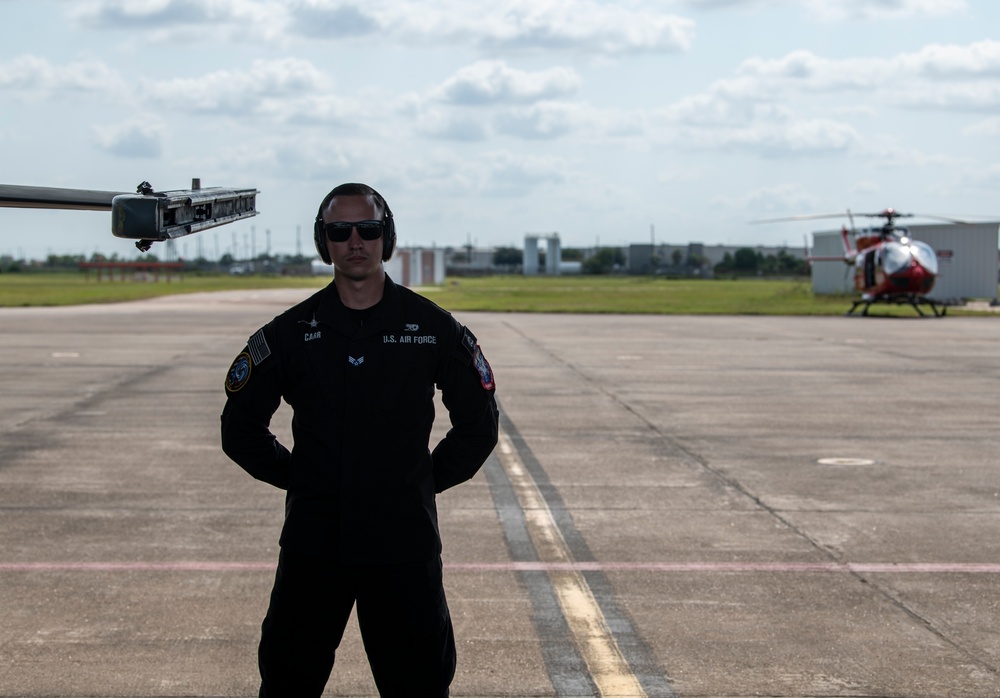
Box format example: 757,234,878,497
316,183,388,221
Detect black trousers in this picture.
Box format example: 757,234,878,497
258,548,456,697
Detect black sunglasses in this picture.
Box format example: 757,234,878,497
323,220,384,243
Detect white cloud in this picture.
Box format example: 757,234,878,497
414,109,490,141
70,1,698,56
680,0,966,19
494,102,581,140
72,0,228,26
92,118,164,158
849,180,882,195
960,163,1000,189
652,92,859,156
734,41,1000,89
803,0,968,21
433,61,580,105
389,146,573,200
728,182,823,217
675,118,861,156
141,58,329,115
963,116,1000,137
70,0,287,43
213,133,372,183
479,150,572,196
862,143,964,169
472,0,696,55
0,54,125,97
708,40,1000,111
287,2,381,38
887,40,1000,80
71,0,696,56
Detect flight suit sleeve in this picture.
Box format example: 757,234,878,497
220,321,290,490
431,323,499,493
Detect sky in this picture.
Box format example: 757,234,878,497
1,0,998,261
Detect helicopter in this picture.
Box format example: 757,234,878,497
755,208,975,317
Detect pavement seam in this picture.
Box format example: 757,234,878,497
501,320,1000,681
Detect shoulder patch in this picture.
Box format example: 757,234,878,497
225,352,252,393
460,327,477,360
248,328,271,365
474,345,495,391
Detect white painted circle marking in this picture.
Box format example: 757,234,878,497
817,457,876,466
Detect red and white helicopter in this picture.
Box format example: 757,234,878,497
758,208,972,317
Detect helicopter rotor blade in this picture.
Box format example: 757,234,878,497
750,213,852,224
911,214,977,224
751,209,998,226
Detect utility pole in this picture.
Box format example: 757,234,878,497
650,223,655,273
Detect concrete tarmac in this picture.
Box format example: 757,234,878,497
1,288,998,697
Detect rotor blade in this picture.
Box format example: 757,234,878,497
0,184,125,211
911,214,978,224
750,213,852,224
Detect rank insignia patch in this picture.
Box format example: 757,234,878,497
473,345,495,391
226,352,252,393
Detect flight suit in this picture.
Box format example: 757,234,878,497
221,275,498,696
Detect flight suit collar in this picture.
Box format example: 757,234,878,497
313,275,404,337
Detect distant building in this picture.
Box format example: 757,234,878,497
523,234,562,275
312,247,446,287
628,242,808,276
386,247,445,287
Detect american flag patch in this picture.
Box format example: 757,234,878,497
248,328,271,366
461,327,477,359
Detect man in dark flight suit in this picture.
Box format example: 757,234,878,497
221,183,498,697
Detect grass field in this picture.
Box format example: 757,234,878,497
0,272,996,316
0,272,328,307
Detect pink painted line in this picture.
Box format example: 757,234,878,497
0,561,275,572
3,561,998,573
447,561,1000,574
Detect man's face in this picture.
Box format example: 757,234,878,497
322,194,384,282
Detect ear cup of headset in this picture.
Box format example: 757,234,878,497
313,217,331,264
381,213,396,262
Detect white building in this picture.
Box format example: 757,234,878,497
385,247,445,287
313,247,445,288
524,233,562,275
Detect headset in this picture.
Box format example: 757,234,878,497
313,183,396,264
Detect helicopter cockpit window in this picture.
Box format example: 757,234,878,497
881,242,910,274
909,241,938,274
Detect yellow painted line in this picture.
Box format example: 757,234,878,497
497,432,647,697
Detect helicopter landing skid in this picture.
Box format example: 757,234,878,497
847,295,947,317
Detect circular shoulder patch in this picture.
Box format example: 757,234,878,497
225,352,252,393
